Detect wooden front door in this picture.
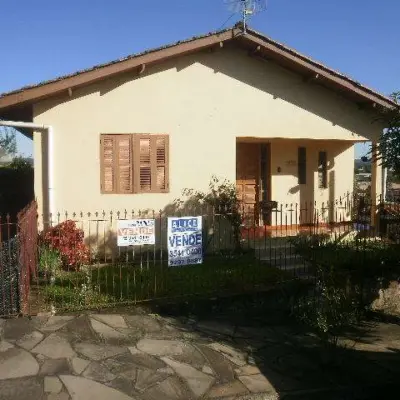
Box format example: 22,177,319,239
236,143,260,226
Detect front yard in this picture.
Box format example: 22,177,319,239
37,253,290,312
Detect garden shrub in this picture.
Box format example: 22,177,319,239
38,246,62,277
40,220,90,270
293,266,362,346
175,176,243,252
291,232,400,345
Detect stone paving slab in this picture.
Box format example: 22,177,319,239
41,317,75,333
32,334,76,359
2,318,41,342
135,368,169,391
0,314,399,400
60,375,134,400
44,376,63,393
59,315,98,342
207,380,249,398
74,342,127,361
142,375,189,400
92,315,128,329
125,315,161,333
47,392,70,400
39,358,72,376
162,357,215,397
70,357,90,375
0,347,39,380
0,377,44,400
136,339,193,357
16,331,44,351
82,361,117,382
90,318,126,340
0,341,14,352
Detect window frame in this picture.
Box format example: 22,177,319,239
100,133,169,194
298,146,307,185
318,151,328,189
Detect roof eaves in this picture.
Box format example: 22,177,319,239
0,26,235,99
245,27,398,108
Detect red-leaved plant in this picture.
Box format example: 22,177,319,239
40,220,90,270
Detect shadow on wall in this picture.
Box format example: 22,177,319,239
199,46,383,136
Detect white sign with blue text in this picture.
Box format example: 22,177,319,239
167,217,203,267
117,219,155,246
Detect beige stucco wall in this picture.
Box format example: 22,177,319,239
32,45,383,223
270,139,354,224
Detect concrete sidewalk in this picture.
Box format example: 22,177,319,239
0,312,399,400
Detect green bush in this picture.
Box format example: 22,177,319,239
293,266,361,346
39,246,62,277
42,284,110,310
291,233,400,346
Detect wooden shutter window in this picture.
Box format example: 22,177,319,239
101,133,169,194
155,136,169,191
133,134,169,193
298,147,307,185
101,136,116,193
139,138,152,192
116,136,133,193
318,151,328,189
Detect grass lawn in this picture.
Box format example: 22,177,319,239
39,253,291,311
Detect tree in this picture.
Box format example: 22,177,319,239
0,126,17,156
376,92,400,174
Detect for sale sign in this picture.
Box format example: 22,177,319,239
117,219,155,246
167,217,203,267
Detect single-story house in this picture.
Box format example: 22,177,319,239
0,24,397,228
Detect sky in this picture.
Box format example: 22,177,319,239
0,0,399,158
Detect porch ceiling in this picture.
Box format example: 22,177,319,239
236,137,369,143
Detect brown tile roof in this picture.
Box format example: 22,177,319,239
0,27,234,98
247,27,397,108
0,23,397,111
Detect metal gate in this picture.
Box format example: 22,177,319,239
0,228,20,316
0,201,38,317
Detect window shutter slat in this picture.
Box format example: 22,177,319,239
155,137,167,191
101,137,115,193
156,137,166,164
157,166,166,190
116,136,133,193
139,137,152,191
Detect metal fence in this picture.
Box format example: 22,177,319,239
2,196,400,315
0,236,20,316
0,202,38,317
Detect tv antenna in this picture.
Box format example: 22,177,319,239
224,0,268,33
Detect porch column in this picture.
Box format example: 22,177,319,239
370,141,383,227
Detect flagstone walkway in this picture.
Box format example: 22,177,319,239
0,312,400,399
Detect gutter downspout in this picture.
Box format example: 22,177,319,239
0,120,54,216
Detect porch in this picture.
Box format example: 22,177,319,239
235,137,383,228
